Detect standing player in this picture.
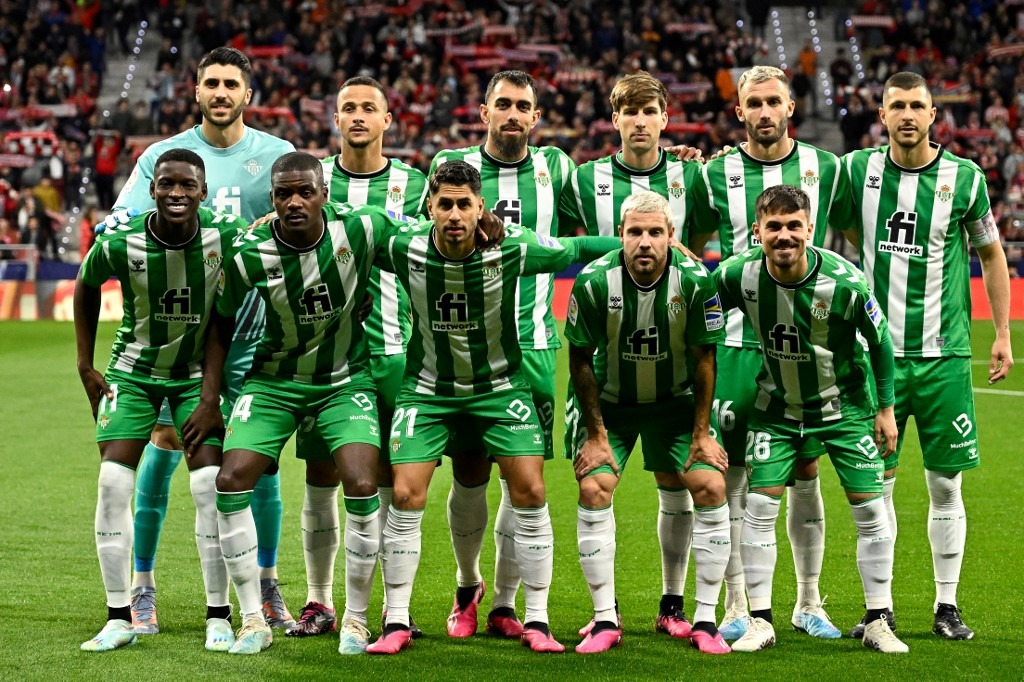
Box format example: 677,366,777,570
111,47,297,633
688,65,847,640
75,150,240,652
558,71,706,638
427,70,575,638
366,160,620,655
835,71,1013,640
283,76,429,639
716,185,907,654
565,191,731,655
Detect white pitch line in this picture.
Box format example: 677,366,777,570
973,387,1024,397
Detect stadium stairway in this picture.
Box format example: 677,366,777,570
96,22,157,131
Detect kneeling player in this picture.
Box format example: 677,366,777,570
565,191,731,654
716,185,907,654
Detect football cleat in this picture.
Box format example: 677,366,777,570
579,611,622,637
574,624,622,654
228,615,272,655
260,578,295,629
863,614,909,653
718,608,750,641
730,617,776,652
933,603,974,640
131,586,159,635
655,605,692,639
205,617,235,652
338,617,371,655
690,628,732,654
286,602,337,637
446,582,485,638
521,625,565,653
382,610,422,639
849,608,895,639
81,619,137,652
486,608,524,638
367,626,413,655
791,599,842,639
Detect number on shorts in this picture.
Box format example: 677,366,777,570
747,431,772,461
99,383,120,413
951,413,973,437
856,435,879,459
712,399,735,431
351,392,374,412
391,407,418,438
231,394,254,423
505,399,532,422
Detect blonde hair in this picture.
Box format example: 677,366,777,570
620,190,673,226
737,65,789,95
609,71,668,113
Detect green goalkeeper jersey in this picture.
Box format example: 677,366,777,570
80,207,246,380
714,246,890,423
558,149,702,242
564,248,726,404
321,155,428,356
376,227,619,398
217,202,413,387
692,141,848,349
428,145,575,350
834,143,998,358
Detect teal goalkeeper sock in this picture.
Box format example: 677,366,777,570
252,471,283,569
133,443,183,572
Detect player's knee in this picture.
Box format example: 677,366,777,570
578,476,612,509
688,472,726,508
152,425,180,450
391,482,427,510
451,451,490,486
215,465,249,494
340,470,377,498
507,477,546,508
925,470,962,506
794,457,819,478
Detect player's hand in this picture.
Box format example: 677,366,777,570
663,144,704,162
475,210,506,250
358,292,374,323
181,399,224,456
78,367,113,420
669,237,701,261
685,433,728,473
708,145,734,161
250,210,276,229
988,336,1014,384
874,406,898,457
573,435,618,480
94,208,141,235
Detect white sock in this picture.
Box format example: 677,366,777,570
492,478,521,610
217,494,262,618
883,476,897,541
302,484,339,608
447,479,487,587
577,505,616,623
723,466,748,614
741,492,780,613
377,486,393,606
657,487,694,596
515,504,554,625
189,467,229,607
787,476,824,607
850,496,894,610
342,497,380,625
381,507,422,627
96,461,135,608
926,470,966,609
692,503,731,625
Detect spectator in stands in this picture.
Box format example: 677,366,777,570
92,131,121,210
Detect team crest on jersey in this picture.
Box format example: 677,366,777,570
245,159,262,177
204,250,222,270
935,184,954,203
387,185,404,203
535,171,550,187
130,259,145,273
98,414,110,430
334,247,352,264
810,299,829,320
668,181,684,198
667,295,682,314
801,170,819,187
482,264,503,279
703,295,724,330
567,295,579,325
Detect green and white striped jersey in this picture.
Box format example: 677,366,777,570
558,149,702,242
114,125,295,343
217,202,413,386
81,207,245,380
693,141,847,349
564,248,726,404
321,155,428,356
833,144,997,358
428,145,575,350
376,227,618,397
714,246,890,423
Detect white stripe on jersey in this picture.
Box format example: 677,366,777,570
594,164,617,236
634,287,657,402
744,261,777,413
796,144,823,223
808,276,841,420
920,159,958,357
114,234,151,374
886,171,920,354
463,150,483,172
153,247,188,370
724,154,750,253
773,287,804,422
406,236,437,395
481,247,512,394
380,166,412,355
530,150,556,237
601,267,624,402
259,241,294,377
664,159,689,235
668,267,689,394
858,154,884,322
346,177,371,206
527,150,556,347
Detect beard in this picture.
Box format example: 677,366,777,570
491,129,529,161
199,98,245,128
746,117,787,146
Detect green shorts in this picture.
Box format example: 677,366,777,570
96,369,222,447
565,393,721,477
226,373,380,461
746,411,884,494
521,349,557,459
716,345,825,467
389,387,544,465
155,335,258,427
888,357,979,472
294,353,406,463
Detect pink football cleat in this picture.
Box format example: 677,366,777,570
366,628,413,655
574,626,623,654
446,582,485,638
690,628,732,654
522,626,565,653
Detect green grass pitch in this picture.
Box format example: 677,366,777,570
1,320,1021,680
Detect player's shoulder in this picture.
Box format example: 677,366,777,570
531,144,573,162
324,200,387,221
575,248,622,282
815,247,869,287
135,128,200,164
243,125,294,153
93,210,153,244
842,145,885,165
197,206,247,230
432,145,479,164
389,156,427,179
670,249,713,280
938,146,985,177
717,246,760,273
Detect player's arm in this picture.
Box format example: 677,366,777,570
686,169,718,253
569,343,618,480
180,309,234,454
973,223,1014,383
856,289,898,455
829,158,861,249
519,232,620,276
555,173,585,236
73,250,113,419
685,343,727,473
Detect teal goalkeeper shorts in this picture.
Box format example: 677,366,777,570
96,369,222,447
